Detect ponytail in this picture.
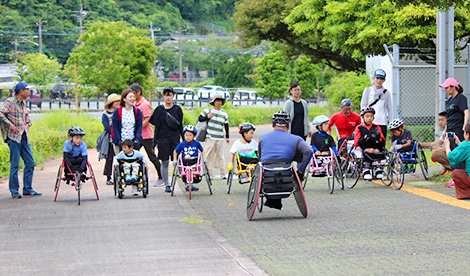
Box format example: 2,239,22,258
457,85,464,94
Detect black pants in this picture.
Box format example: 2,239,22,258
103,143,114,178
65,156,87,175
142,138,162,179
379,125,387,143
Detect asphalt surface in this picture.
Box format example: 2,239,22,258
1,124,469,275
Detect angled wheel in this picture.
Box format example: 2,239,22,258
203,161,213,195
417,145,429,180
142,167,148,198
380,155,394,187
345,152,361,189
327,162,334,194
54,162,63,202
227,170,234,194
76,173,81,206
247,164,262,221
113,167,119,196
393,154,405,190
170,165,178,197
333,156,344,190
87,162,99,200
293,168,308,218
302,169,308,190
257,195,264,212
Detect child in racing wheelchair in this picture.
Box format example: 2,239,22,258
114,139,148,195
227,122,258,183
389,118,416,173
173,125,205,191
354,106,386,180
310,115,339,175
63,126,88,183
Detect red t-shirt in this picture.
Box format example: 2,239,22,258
328,111,361,139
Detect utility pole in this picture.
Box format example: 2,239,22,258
36,19,47,54
73,4,87,42
178,28,184,86
11,39,18,62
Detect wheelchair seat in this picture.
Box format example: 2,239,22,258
262,162,295,197
182,157,198,166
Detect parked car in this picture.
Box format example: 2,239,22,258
197,85,230,100
50,84,69,99
233,90,265,106
173,88,198,105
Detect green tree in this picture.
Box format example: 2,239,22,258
324,72,371,111
66,21,158,95
15,52,62,86
255,50,289,101
215,56,254,87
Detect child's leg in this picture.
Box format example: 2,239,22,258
122,163,131,175
131,162,140,176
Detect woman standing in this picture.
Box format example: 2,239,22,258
112,89,143,153
102,93,120,185
284,81,311,141
440,78,469,143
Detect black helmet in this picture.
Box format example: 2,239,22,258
272,111,291,127
68,126,86,137
360,106,376,116
238,122,256,135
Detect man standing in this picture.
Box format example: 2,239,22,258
328,98,361,149
0,81,41,198
361,69,393,139
130,83,164,186
198,94,229,179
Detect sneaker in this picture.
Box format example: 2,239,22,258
445,180,455,187
106,179,113,185
185,184,199,191
153,179,165,187
375,169,384,179
440,169,451,176
11,193,22,199
131,175,138,182
132,188,139,196
164,185,171,193
124,174,132,182
221,173,227,180
363,170,372,180
23,191,42,197
240,173,249,183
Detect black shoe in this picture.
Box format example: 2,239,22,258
23,191,42,197
11,193,22,199
264,199,283,210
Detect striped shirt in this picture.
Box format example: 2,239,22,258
0,96,30,143
201,108,228,140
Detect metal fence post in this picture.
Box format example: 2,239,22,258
392,44,400,119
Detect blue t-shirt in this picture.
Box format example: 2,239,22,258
175,140,204,158
63,140,88,158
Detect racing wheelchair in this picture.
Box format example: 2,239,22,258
170,153,212,199
246,160,308,221
390,141,429,187
113,158,149,199
227,152,258,194
303,148,343,194
54,159,99,205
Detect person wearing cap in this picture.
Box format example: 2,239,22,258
198,93,229,179
0,81,41,198
130,83,164,187
440,77,469,144
327,98,361,150
361,69,393,139
149,86,183,192
100,93,121,185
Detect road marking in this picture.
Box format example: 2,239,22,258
373,180,470,210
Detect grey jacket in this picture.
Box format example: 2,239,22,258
284,98,310,137
96,130,110,161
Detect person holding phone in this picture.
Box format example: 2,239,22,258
445,124,470,198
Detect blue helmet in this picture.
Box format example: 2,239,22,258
183,125,197,135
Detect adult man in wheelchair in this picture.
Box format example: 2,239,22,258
257,111,313,210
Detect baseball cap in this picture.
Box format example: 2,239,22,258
163,86,174,94
439,78,459,88
15,81,30,92
341,99,352,107
374,69,386,79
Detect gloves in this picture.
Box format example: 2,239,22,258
370,132,377,140
395,144,403,150
173,159,178,166
227,162,233,172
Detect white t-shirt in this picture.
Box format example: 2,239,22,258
361,86,393,126
121,108,135,141
230,139,258,159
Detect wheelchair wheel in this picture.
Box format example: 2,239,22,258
327,162,334,194
54,163,63,202
380,155,394,187
203,161,213,195
88,162,99,201
302,170,308,190
76,173,81,206
170,165,178,197
417,145,429,180
293,168,308,218
113,167,119,196
257,195,264,212
347,152,362,189
142,167,148,198
247,165,262,221
333,157,344,190
393,154,405,189
227,170,234,194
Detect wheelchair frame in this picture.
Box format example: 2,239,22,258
246,162,307,221
227,152,258,194
390,141,429,188
54,159,99,205
170,153,212,199
303,148,343,194
113,158,149,199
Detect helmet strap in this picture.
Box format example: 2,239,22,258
242,132,251,143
